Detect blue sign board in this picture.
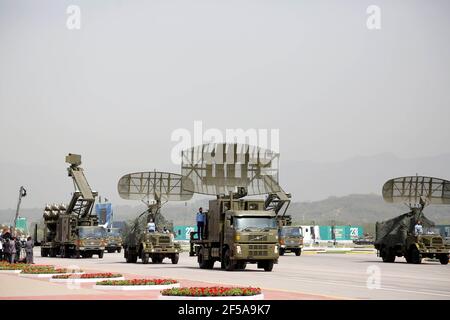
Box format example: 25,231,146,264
173,225,197,241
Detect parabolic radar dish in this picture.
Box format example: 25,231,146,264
382,176,450,205
181,143,281,196
117,171,194,202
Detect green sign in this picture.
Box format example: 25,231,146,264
15,217,28,233
173,225,197,241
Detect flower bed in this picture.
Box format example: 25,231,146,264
93,278,180,291
0,263,29,273
50,272,125,283
19,266,84,278
159,287,264,300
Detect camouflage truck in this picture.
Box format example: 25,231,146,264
40,154,106,258
105,227,122,253
374,208,450,264
190,195,279,271
376,176,450,264
123,214,180,264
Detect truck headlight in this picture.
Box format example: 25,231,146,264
235,234,241,241
274,246,278,253
236,245,242,254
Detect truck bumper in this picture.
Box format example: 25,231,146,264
233,243,279,260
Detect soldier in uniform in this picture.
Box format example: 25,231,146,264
9,238,16,263
25,236,34,264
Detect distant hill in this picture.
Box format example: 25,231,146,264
1,153,450,208
3,195,449,236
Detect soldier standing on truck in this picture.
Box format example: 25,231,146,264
414,221,423,235
196,208,205,240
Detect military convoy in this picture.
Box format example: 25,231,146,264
40,154,106,258
374,176,450,264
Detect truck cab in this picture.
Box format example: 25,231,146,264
75,226,106,258
278,226,303,256
105,228,122,253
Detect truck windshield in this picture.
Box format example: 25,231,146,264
108,229,121,237
234,217,277,230
280,227,302,237
79,227,105,239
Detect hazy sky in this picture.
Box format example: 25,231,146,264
1,0,450,208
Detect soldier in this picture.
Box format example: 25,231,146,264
9,237,16,263
196,207,206,240
147,219,156,233
414,221,423,236
25,236,34,264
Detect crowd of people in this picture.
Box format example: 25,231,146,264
0,230,34,264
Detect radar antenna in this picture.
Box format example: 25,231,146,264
117,171,193,221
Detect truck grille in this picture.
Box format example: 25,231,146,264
159,236,171,244
248,244,268,256
432,238,443,245
248,235,267,242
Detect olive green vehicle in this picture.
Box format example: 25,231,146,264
105,228,122,253
40,154,105,259
123,219,180,264
278,226,303,256
117,171,191,264
190,193,279,272
276,215,303,256
375,176,450,265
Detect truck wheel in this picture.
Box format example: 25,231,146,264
49,249,57,258
107,249,114,253
142,252,149,264
295,249,302,256
223,249,235,271
410,247,422,264
263,261,274,272
279,248,285,256
98,251,104,259
152,256,162,264
117,248,122,253
171,253,179,265
73,250,80,259
439,254,449,265
236,261,247,270
41,248,48,257
381,248,395,263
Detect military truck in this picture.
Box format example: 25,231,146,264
375,208,450,264
117,171,192,264
123,213,180,264
40,154,105,258
375,176,450,264
278,226,303,256
105,228,122,253
189,191,279,271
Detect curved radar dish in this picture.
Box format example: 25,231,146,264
181,143,281,196
117,171,194,202
382,176,450,205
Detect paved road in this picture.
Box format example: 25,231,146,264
24,249,450,300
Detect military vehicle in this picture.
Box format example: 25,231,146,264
105,228,122,253
40,154,106,258
276,215,303,256
118,171,192,264
375,176,450,264
184,143,291,271
278,227,303,256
